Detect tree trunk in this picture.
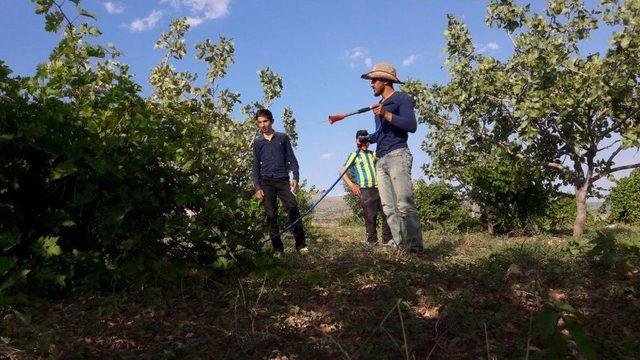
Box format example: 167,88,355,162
487,222,495,236
482,208,495,235
573,183,589,237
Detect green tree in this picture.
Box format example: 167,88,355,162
606,169,640,224
0,1,304,299
407,0,640,236
282,106,298,148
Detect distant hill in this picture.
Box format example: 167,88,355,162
310,196,606,223
312,195,350,222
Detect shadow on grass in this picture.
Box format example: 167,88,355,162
3,227,639,359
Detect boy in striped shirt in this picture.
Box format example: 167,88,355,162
341,130,392,246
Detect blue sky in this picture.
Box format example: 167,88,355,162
1,0,636,194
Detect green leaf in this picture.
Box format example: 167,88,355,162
620,36,630,49
38,236,62,258
0,269,29,292
51,160,77,180
45,87,62,97
555,303,577,313
119,238,136,250
88,26,102,36
566,320,597,360
0,134,14,143
212,255,237,270
44,11,64,32
61,220,76,227
536,308,558,336
86,46,105,58
35,3,52,15
0,228,21,251
77,7,96,20
0,257,15,277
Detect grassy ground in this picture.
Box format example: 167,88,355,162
2,222,639,359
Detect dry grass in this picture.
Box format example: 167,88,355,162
2,223,639,359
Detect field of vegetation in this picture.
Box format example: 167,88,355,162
3,222,639,359
2,0,640,358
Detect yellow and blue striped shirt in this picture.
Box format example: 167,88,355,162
344,150,377,188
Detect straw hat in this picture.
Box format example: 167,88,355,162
360,63,404,84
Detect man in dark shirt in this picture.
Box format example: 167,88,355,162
252,109,307,255
359,63,423,253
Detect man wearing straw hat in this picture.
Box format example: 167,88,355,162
358,63,423,253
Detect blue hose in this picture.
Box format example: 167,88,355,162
255,148,361,248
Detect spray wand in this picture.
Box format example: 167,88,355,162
328,101,395,124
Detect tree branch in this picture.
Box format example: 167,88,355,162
597,140,621,152
604,144,624,167
464,125,576,181
592,162,640,182
572,120,585,132
567,67,588,77
602,107,640,138
593,107,609,122
53,1,75,28
507,32,517,47
486,94,514,118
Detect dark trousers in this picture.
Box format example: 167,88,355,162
261,178,306,252
360,188,392,244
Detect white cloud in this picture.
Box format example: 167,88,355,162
364,57,373,69
162,0,231,27
104,2,124,14
345,47,374,69
477,42,500,53
160,0,181,8
129,10,163,32
402,54,418,66
186,16,204,26
347,47,366,60
321,152,335,160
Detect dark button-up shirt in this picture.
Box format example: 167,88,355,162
252,132,299,189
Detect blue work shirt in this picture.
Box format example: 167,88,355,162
363,91,418,158
252,132,299,190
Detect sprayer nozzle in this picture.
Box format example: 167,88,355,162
328,113,346,124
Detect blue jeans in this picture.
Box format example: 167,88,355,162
376,148,423,251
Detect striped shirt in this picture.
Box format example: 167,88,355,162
344,150,377,188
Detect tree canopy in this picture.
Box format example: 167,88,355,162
404,0,640,236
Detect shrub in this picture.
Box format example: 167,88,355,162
0,6,308,301
414,180,476,231
606,169,640,225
